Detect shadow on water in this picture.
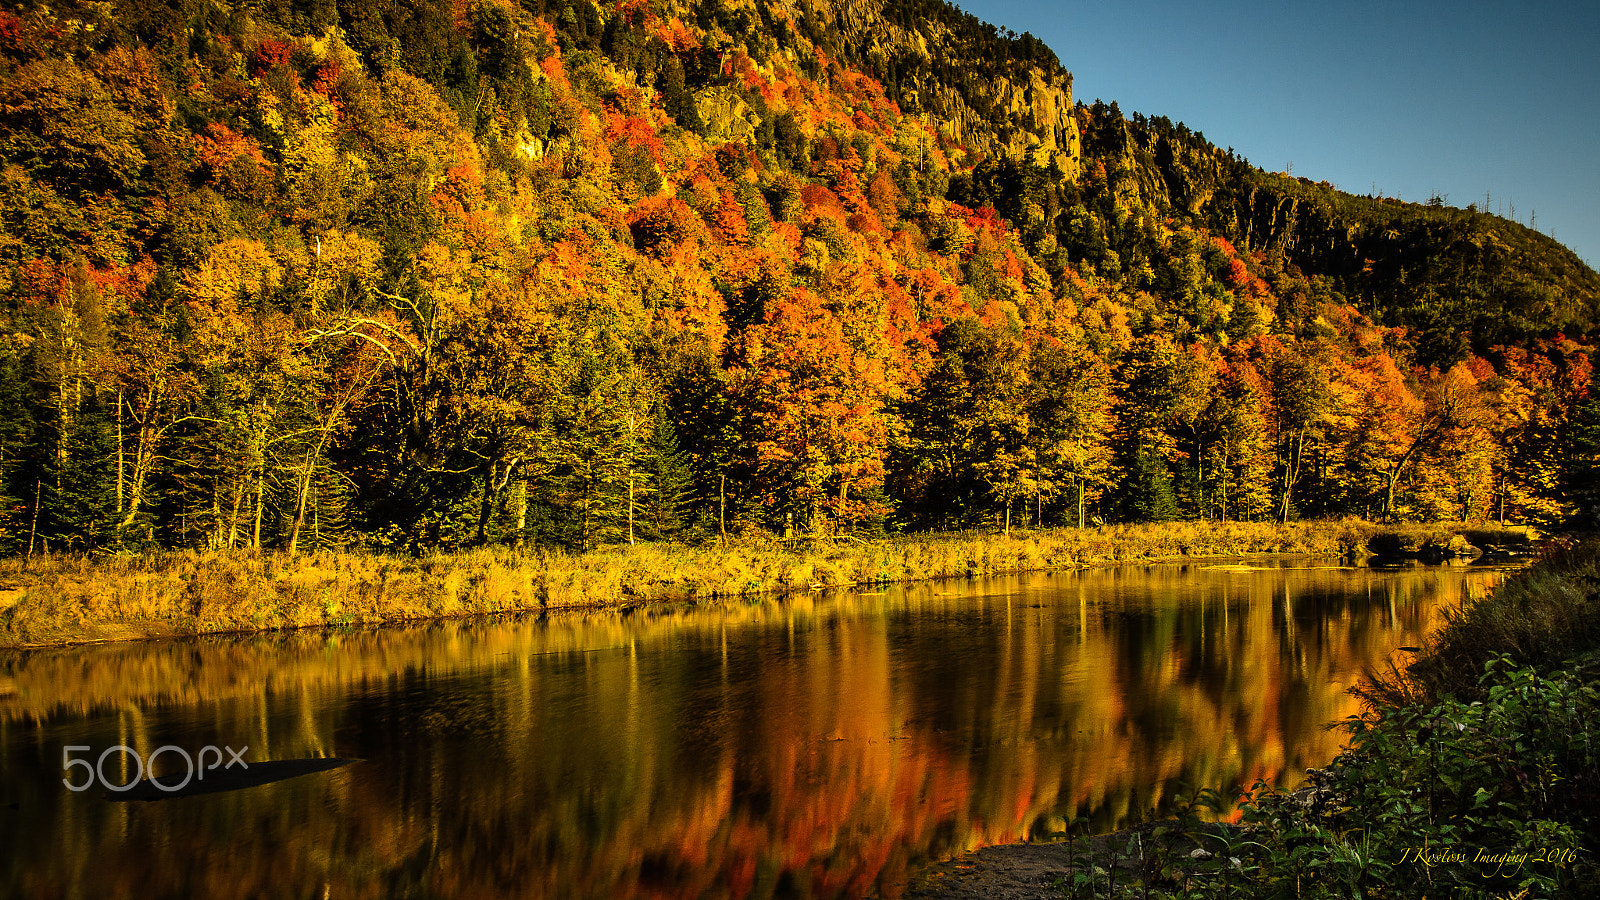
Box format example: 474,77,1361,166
105,757,362,802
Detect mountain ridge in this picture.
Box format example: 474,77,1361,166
0,0,1594,554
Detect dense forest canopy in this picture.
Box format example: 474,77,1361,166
0,0,1595,555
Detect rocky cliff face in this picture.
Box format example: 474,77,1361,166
965,67,1079,174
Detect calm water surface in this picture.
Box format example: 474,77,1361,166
0,560,1505,898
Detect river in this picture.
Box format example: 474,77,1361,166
0,559,1506,898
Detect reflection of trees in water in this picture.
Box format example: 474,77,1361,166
0,565,1504,898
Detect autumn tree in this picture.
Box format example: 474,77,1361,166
1023,334,1114,527
1264,344,1331,522
1493,340,1594,524
1560,361,1600,527
1203,354,1275,521
894,318,1028,529
730,287,892,534
1108,335,1209,522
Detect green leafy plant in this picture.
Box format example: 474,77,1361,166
1054,658,1598,899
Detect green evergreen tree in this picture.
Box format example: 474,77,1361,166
659,56,703,135
640,403,693,541
545,393,629,551
0,350,34,555
41,394,118,551
536,333,653,551
1118,445,1180,523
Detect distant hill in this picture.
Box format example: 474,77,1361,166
1071,105,1600,362
766,0,1600,363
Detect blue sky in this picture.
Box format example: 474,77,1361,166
954,0,1600,267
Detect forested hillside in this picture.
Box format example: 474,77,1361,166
0,0,1594,555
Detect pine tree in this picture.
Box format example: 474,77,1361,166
660,56,703,135
640,403,693,541
41,392,119,551
547,400,630,552
1119,445,1180,523
0,350,35,555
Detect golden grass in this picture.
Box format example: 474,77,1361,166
0,518,1527,648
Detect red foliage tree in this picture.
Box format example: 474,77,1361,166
251,39,296,76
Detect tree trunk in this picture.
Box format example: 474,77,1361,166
1289,428,1305,518
1277,427,1307,524
288,457,313,557
226,478,244,549
473,456,523,547
513,476,528,545
1219,438,1230,521
1384,441,1426,521
118,431,154,530
27,478,40,558
1498,471,1506,524
115,390,125,519
475,460,497,547
253,468,264,550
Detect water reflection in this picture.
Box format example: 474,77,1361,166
0,561,1503,898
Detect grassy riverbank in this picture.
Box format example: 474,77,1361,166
0,519,1531,648
1038,538,1600,899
